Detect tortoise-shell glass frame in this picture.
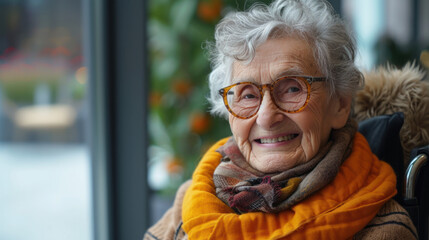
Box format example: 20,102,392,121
218,76,326,119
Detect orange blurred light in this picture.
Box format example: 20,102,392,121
166,157,184,174
173,79,193,97
190,112,211,134
149,91,163,107
75,67,87,84
197,0,223,22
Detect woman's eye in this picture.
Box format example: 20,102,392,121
287,87,301,93
243,94,257,99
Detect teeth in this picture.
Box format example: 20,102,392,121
259,134,297,144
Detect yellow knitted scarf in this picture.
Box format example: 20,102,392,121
182,133,397,239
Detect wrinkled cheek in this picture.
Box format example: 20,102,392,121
240,141,254,162
232,131,252,159
301,127,323,160
229,117,250,149
229,116,254,161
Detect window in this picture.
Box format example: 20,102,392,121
0,1,91,239
342,0,429,69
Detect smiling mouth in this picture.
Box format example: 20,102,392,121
256,134,299,144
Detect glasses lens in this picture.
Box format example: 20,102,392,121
273,77,309,112
226,83,260,118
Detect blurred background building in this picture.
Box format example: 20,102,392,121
0,1,91,240
0,0,427,240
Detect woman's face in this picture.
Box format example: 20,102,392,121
229,37,350,173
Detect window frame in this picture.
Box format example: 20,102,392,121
86,0,150,239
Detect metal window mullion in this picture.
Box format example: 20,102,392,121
87,0,149,239
109,0,150,239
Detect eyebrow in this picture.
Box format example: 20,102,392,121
274,67,305,79
231,66,306,84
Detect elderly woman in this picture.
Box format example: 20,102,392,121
145,0,417,239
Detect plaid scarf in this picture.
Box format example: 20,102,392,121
213,120,357,214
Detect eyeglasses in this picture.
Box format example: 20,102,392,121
218,76,326,119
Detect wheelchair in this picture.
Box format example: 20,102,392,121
354,63,429,240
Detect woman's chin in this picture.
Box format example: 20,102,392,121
250,156,297,174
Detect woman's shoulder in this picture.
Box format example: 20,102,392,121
354,199,418,240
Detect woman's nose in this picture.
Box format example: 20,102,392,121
255,90,285,129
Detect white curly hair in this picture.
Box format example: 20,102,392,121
206,0,364,118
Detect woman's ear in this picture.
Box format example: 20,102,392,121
331,95,352,129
